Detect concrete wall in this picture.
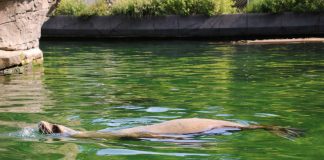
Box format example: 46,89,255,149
42,13,324,39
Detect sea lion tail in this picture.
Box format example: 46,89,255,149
247,125,305,140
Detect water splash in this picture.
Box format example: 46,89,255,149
6,127,73,141
8,127,41,139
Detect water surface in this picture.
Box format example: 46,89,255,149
0,41,323,159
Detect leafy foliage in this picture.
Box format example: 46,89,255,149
111,0,236,16
55,0,109,16
246,0,324,13
110,0,161,17
81,0,110,16
55,0,237,17
54,0,87,16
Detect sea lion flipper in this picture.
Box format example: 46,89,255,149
247,125,305,140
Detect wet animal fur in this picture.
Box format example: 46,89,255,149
38,118,304,140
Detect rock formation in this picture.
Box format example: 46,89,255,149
0,0,59,73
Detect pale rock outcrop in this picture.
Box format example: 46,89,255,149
0,0,58,72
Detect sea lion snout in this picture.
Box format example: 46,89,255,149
39,121,52,134
38,121,79,136
38,121,64,134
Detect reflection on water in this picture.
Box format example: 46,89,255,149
0,66,53,113
0,120,34,128
0,41,323,159
96,148,209,157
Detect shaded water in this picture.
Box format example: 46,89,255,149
0,41,323,159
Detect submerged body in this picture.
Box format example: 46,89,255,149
117,118,245,135
38,118,302,139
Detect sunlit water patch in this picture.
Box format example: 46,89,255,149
96,148,209,157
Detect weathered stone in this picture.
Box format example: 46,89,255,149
0,48,43,70
0,66,25,75
0,0,58,72
0,0,58,51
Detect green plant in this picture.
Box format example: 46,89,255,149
55,0,110,16
81,0,110,16
54,0,87,16
246,0,324,13
110,0,162,17
55,0,237,17
111,0,236,17
212,0,237,14
159,0,188,15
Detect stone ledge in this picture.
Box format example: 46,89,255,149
0,48,43,71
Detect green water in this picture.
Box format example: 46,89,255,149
0,41,323,159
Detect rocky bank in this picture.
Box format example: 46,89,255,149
0,0,58,73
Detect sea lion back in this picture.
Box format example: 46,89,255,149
117,118,246,135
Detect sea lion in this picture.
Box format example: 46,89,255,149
38,118,303,139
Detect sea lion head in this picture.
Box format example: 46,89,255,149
38,121,64,134
38,121,79,136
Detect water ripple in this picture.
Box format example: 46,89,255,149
96,148,209,157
